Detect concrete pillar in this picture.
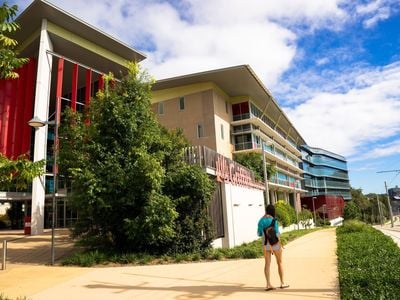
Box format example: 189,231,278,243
31,19,53,235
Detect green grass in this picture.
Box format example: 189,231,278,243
62,227,320,267
337,220,400,300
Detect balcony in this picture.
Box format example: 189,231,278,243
231,115,301,156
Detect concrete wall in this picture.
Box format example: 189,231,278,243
212,90,233,159
152,89,217,151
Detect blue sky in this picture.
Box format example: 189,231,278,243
14,0,400,194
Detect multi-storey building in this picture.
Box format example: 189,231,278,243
0,0,145,234
152,65,307,210
300,145,351,200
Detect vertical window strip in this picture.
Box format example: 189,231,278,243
179,97,185,110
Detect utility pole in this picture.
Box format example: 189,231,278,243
377,194,383,226
377,170,399,228
385,181,394,228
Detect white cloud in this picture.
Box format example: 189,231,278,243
355,0,395,28
15,0,347,86
353,140,400,161
284,62,400,158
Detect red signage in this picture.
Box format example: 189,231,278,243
215,155,264,190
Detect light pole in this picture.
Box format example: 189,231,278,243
262,142,270,205
28,112,58,266
322,204,326,225
384,181,394,228
312,196,317,227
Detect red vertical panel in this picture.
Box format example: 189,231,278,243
21,58,37,157
71,64,78,111
55,58,64,125
98,74,104,91
85,69,92,125
0,79,4,153
54,58,64,174
13,63,28,158
6,78,18,157
2,80,13,157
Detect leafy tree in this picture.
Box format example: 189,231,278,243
233,152,276,181
0,2,28,79
0,153,45,190
163,164,215,253
59,64,215,254
343,201,361,220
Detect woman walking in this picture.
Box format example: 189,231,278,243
257,204,289,291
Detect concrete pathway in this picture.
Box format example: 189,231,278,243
374,216,400,247
0,228,339,300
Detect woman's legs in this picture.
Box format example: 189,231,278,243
263,247,273,288
273,248,287,286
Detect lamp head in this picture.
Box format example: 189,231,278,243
28,116,47,128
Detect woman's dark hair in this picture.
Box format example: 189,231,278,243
266,204,275,218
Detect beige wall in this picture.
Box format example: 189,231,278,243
212,90,233,159
152,89,217,151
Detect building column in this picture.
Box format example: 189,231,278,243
31,19,53,235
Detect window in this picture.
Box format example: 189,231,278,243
158,102,164,115
197,124,204,138
225,101,229,113
179,97,185,110
220,124,224,140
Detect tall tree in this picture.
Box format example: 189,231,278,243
59,64,215,253
0,2,28,79
234,152,276,181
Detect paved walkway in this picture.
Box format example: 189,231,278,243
374,216,400,247
0,228,339,300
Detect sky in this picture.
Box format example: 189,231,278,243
14,0,400,194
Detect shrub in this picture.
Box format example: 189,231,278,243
298,209,313,228
275,200,296,227
337,223,400,299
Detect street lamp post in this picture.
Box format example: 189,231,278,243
262,142,270,205
384,181,394,228
28,112,58,266
312,196,317,227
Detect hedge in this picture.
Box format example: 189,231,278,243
336,220,400,299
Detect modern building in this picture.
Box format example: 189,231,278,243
1,1,310,248
151,65,308,210
0,0,145,234
300,145,351,200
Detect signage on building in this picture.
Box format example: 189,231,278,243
215,155,264,190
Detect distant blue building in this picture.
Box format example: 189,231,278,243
300,145,351,200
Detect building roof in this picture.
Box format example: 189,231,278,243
153,65,306,145
13,0,146,64
301,145,347,162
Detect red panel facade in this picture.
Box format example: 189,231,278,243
0,58,37,159
71,63,78,111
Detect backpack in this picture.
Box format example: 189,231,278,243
263,218,279,246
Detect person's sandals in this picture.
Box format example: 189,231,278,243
265,287,276,291
280,284,290,289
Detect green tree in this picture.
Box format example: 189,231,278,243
59,64,215,254
0,2,28,79
343,201,361,220
233,152,276,181
0,153,45,190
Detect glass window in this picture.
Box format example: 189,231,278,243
220,124,224,140
197,124,204,138
158,102,164,115
179,97,185,110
